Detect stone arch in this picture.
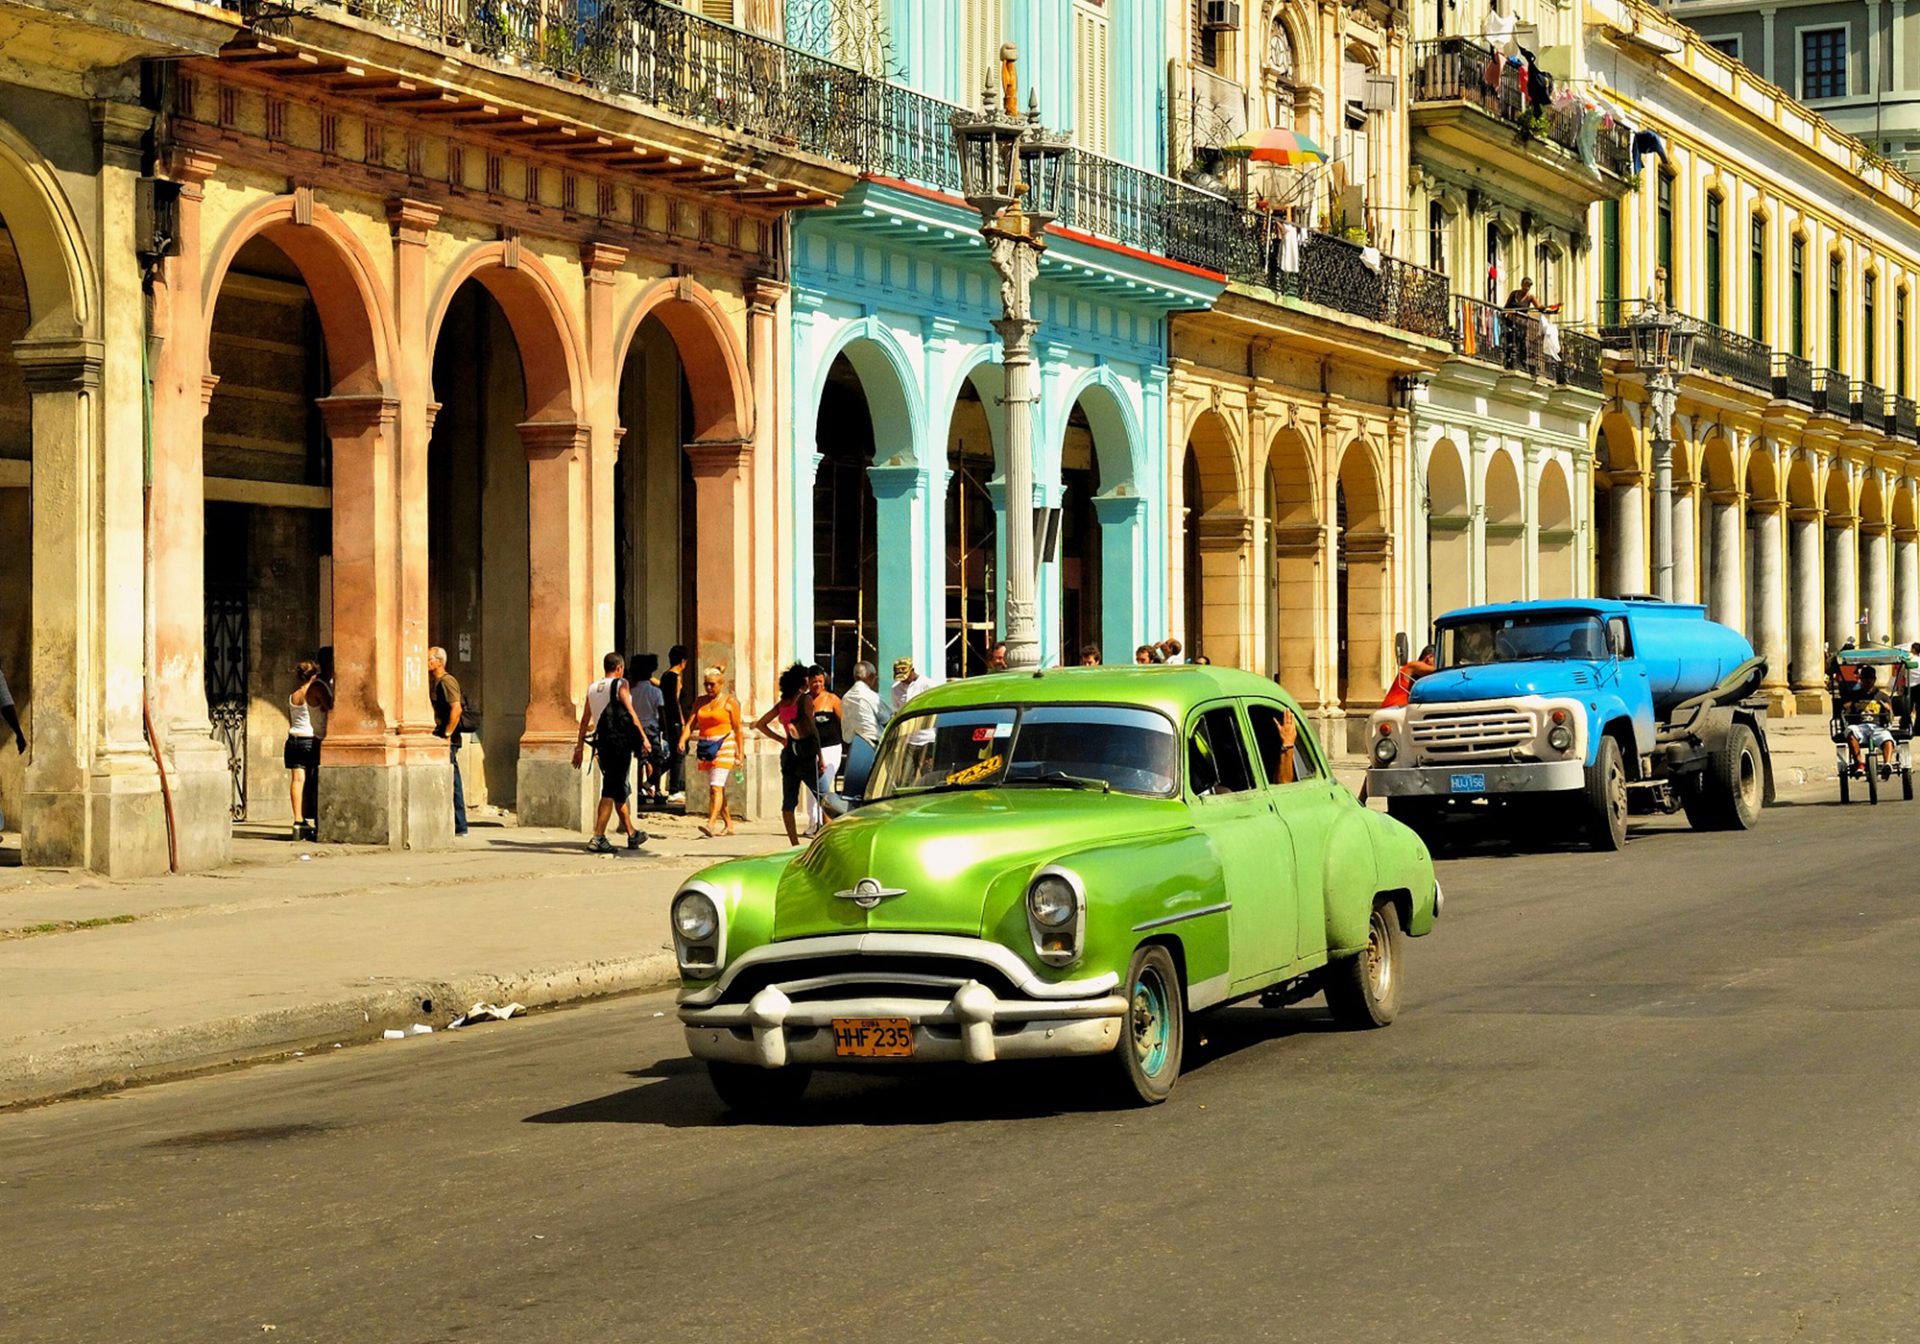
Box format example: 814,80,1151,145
1786,453,1819,510
1483,448,1524,603
0,115,92,338
1701,433,1738,494
1057,372,1144,662
1743,441,1780,504
204,195,396,397
1595,410,1644,597
801,319,921,467
939,344,1007,471
1424,437,1471,622
1894,479,1916,532
1182,408,1249,667
1336,437,1390,706
942,349,1008,676
1860,471,1888,528
1824,462,1854,518
1538,458,1577,600
614,276,753,444
427,243,583,423
1056,364,1143,490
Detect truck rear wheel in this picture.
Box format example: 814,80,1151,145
1686,723,1764,831
1584,736,1628,850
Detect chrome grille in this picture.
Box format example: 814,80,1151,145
1410,706,1533,759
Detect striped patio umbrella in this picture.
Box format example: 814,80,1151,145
1221,126,1328,166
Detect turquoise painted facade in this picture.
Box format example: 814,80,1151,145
786,1,1224,675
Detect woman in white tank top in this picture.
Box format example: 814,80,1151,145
286,660,325,841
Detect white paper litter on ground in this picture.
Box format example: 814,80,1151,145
382,1029,406,1040
447,1002,526,1029
409,1023,433,1035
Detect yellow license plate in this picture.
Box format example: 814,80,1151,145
830,1017,914,1058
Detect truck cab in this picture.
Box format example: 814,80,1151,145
1366,598,1773,850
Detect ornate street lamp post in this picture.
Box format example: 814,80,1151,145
1628,272,1698,600
950,44,1073,670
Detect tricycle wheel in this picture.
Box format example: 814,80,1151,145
1322,899,1403,1030
1905,769,1914,802
1868,757,1880,805
1109,943,1184,1106
707,1062,812,1117
1840,768,1851,803
1584,735,1628,850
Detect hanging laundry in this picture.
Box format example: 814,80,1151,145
1539,314,1562,362
1277,223,1303,274
1631,129,1669,175
1360,245,1382,273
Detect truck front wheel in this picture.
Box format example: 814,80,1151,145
1584,736,1628,850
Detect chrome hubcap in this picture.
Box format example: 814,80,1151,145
1131,968,1171,1076
1363,909,1393,1000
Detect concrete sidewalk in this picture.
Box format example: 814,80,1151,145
0,715,1854,1108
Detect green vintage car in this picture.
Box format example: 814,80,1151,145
669,666,1440,1109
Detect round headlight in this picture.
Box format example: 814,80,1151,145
672,890,718,941
1027,875,1078,928
1548,725,1574,752
1372,735,1399,765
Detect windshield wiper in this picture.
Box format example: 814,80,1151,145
1002,770,1111,793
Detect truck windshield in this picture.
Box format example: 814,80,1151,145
1439,613,1609,667
866,704,1179,799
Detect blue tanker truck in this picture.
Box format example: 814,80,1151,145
1365,597,1776,849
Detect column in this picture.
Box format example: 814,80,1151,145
1272,520,1325,708
1708,490,1744,625
687,438,757,812
746,279,784,716
869,463,939,674
1093,492,1147,662
579,243,626,661
1468,437,1490,606
149,148,231,871
1826,513,1860,649
1673,480,1698,604
1864,524,1893,642
1895,524,1920,644
516,420,594,829
1751,502,1790,704
1610,473,1647,596
1789,507,1826,709
387,200,451,848
316,394,406,844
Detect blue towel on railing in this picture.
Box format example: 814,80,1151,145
1631,129,1668,174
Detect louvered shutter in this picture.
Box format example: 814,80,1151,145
963,0,999,106
1074,1,1109,154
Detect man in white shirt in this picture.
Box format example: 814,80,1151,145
839,660,889,747
891,656,939,748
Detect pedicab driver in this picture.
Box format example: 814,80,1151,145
1845,666,1898,774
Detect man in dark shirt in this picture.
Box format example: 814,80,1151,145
428,645,468,837
658,644,688,802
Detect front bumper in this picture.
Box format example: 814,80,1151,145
676,933,1127,1068
682,984,1125,1067
1368,759,1587,796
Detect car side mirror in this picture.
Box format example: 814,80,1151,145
840,736,877,806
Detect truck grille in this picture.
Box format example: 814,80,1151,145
1410,706,1533,760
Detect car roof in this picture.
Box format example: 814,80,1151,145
899,665,1295,720
1436,597,1709,623
1838,647,1918,666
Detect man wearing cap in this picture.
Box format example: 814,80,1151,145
890,656,940,751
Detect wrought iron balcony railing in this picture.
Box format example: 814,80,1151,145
1233,216,1451,337
1853,380,1888,428
1409,37,1631,178
1773,353,1814,407
1691,320,1773,393
1898,396,1918,440
1812,366,1846,416
1558,329,1604,392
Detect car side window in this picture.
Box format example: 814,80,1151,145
1188,706,1256,797
1246,701,1322,786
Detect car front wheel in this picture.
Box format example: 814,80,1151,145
1110,943,1184,1105
1322,899,1403,1029
707,1062,812,1117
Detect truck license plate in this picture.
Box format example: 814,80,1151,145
830,1018,914,1058
1449,772,1487,794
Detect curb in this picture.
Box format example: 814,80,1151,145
0,949,683,1109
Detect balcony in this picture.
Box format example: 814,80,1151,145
1691,320,1773,394
1898,396,1918,440
1853,380,1888,429
1453,297,1602,391
1773,353,1814,408
1812,367,1847,417
1409,37,1632,208
1231,218,1451,339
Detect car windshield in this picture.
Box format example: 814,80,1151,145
866,704,1180,799
1440,612,1608,667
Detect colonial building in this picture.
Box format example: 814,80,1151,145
2,0,852,872
1588,0,1920,713
786,1,1222,681
1402,0,1620,631
1165,0,1451,746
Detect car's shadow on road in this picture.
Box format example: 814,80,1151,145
523,1006,1337,1128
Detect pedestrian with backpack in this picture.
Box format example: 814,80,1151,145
571,652,650,853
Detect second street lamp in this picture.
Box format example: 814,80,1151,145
950,44,1074,671
1629,274,1698,601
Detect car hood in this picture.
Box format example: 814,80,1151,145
1410,661,1609,704
772,787,1171,940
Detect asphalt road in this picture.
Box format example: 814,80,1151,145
5,796,1918,1344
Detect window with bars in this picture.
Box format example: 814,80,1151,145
1802,27,1848,101
1865,273,1878,383
1429,200,1447,274
1657,170,1675,293
1535,242,1557,307
1195,0,1218,68
1073,1,1110,155
1705,194,1723,326
1601,198,1621,324
1750,214,1766,339
1900,290,1910,398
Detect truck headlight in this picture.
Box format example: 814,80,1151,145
673,890,718,941
1372,734,1399,765
1548,725,1574,753
1026,868,1085,967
